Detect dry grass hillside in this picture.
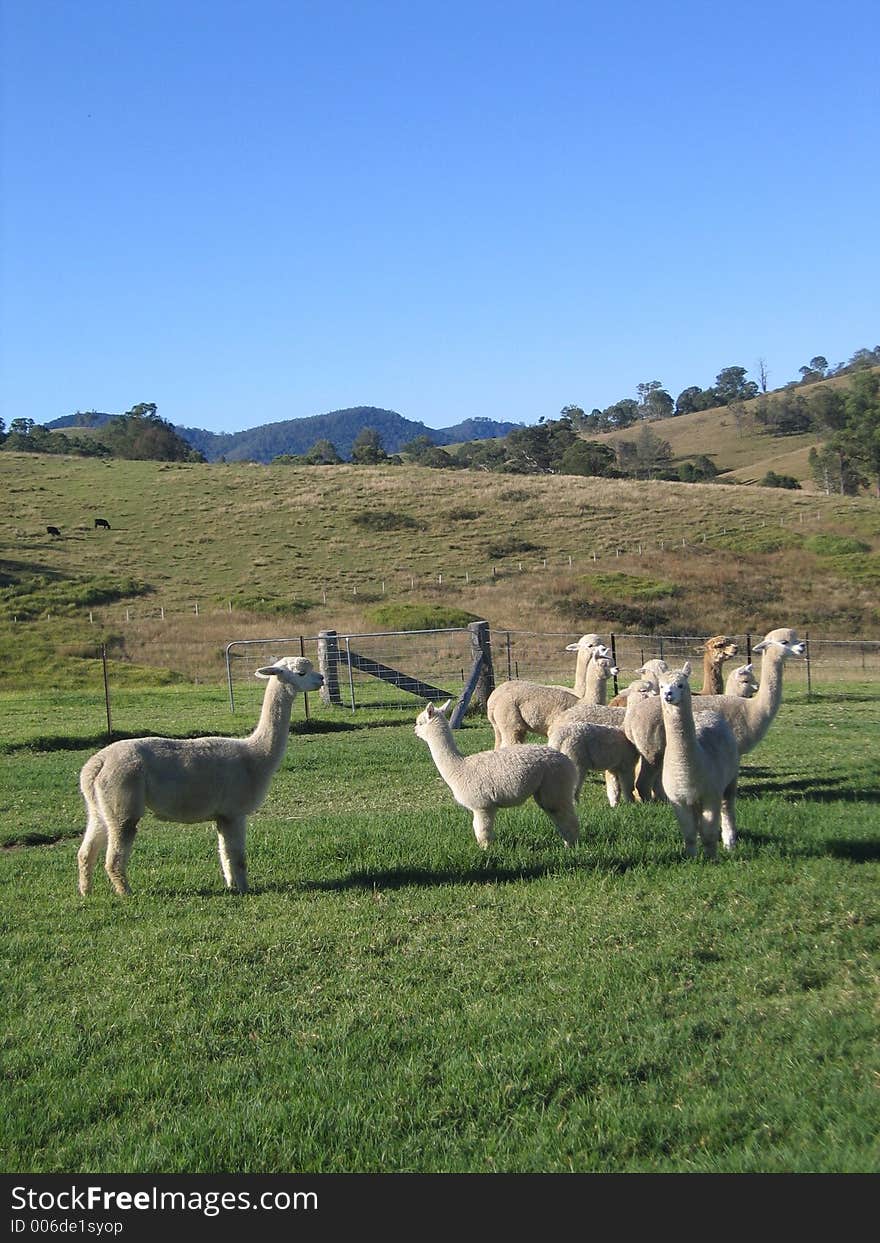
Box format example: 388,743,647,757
588,369,880,487
2,449,878,684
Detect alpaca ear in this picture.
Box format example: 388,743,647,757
439,699,452,715
752,640,767,653
564,642,579,651
255,664,280,680
682,660,692,677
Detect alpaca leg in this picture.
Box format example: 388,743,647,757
699,805,721,861
671,804,699,857
635,758,660,802
77,809,107,896
721,780,738,851
104,818,139,895
605,770,621,807
471,808,496,849
217,816,249,893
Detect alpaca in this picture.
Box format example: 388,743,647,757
608,658,668,706
547,718,640,806
415,700,580,848
725,663,758,698
658,662,740,858
620,628,805,802
77,656,323,896
486,639,612,748
695,635,739,695
686,628,806,755
565,633,611,697
550,678,656,805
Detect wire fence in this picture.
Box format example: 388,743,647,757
222,626,880,713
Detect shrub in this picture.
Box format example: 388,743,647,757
805,534,871,556
486,536,541,560
352,510,423,532
366,603,482,631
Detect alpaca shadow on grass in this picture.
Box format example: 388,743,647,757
741,829,880,864
740,767,880,804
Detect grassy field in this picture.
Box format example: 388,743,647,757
1,679,878,1173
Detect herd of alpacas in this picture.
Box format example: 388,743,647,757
77,628,805,896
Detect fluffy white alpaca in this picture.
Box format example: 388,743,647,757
724,663,758,698
415,700,580,848
78,656,323,895
658,662,740,859
486,638,612,748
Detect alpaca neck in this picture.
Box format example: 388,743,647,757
702,656,723,695
424,718,464,782
662,691,698,759
573,650,590,697
580,669,607,705
747,650,785,737
247,679,295,769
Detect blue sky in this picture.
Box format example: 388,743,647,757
1,0,877,435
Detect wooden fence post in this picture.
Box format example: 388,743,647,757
450,621,495,728
317,629,342,706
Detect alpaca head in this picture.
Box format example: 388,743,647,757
698,635,739,664
414,699,453,739
727,663,759,697
592,655,619,681
255,656,324,693
752,628,806,659
637,658,669,687
659,662,693,706
623,677,658,703
565,633,610,658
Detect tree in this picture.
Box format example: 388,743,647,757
799,355,828,385
757,358,769,393
350,427,388,464
714,366,758,405
675,386,709,416
559,404,587,430
632,424,672,478
558,440,617,477
302,438,343,465
841,369,880,496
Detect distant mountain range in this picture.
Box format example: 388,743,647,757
45,406,523,463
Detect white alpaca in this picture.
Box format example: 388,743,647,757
77,656,323,896
724,663,758,698
547,717,640,806
608,658,668,706
566,633,611,697
487,644,614,748
415,700,580,848
684,628,806,755
658,662,740,859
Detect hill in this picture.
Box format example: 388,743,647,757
586,369,880,489
2,451,878,685
46,406,523,463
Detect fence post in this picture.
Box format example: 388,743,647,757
805,630,812,701
101,643,113,741
610,633,619,696
451,621,495,727
472,621,495,709
317,630,342,706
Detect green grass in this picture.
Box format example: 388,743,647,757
1,682,878,1172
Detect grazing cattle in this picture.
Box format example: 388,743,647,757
94,518,111,530
47,526,61,538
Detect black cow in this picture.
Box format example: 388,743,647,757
94,517,111,530
46,526,61,538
